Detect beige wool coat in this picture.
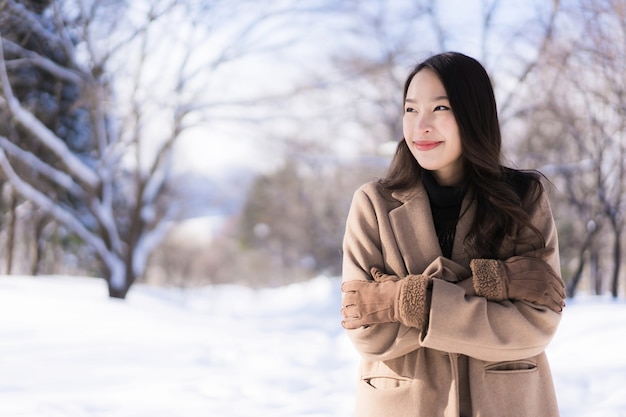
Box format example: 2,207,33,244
342,180,562,417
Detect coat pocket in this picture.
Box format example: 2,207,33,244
362,375,412,390
484,359,538,374
474,359,553,417
472,355,559,417
356,375,415,417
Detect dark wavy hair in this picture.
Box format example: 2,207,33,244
380,52,545,258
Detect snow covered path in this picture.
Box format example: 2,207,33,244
1,275,625,417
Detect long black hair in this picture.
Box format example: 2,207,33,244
380,52,544,257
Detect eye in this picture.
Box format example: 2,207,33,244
434,105,450,111
405,107,416,113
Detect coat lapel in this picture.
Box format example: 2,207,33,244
389,184,477,275
450,196,475,267
389,185,442,275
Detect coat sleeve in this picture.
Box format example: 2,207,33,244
341,185,426,361
421,189,563,362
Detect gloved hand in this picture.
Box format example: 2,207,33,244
341,267,431,330
470,248,566,312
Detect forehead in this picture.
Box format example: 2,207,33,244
406,69,447,100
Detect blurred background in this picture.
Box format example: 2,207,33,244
0,0,624,300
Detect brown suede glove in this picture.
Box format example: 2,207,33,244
341,267,431,330
470,249,566,312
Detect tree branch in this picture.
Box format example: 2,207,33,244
0,136,85,197
0,147,105,265
0,36,100,191
1,38,84,85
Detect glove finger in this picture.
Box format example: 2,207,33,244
552,280,566,299
521,294,558,312
370,266,398,283
341,280,362,293
342,318,363,329
341,304,359,319
524,283,565,309
342,291,358,306
341,302,365,329
527,286,564,313
370,267,385,282
547,297,564,313
547,287,566,311
546,271,566,298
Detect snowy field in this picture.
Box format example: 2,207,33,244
1,275,625,417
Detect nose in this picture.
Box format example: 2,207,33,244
415,113,432,133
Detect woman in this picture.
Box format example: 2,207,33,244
340,52,566,417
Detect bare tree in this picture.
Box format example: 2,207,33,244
0,0,329,297
516,0,626,297
1,1,118,296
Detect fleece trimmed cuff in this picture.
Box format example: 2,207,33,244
399,275,431,329
470,258,506,301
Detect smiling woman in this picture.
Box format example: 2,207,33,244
340,52,566,417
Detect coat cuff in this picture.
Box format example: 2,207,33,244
470,258,506,300
399,275,431,329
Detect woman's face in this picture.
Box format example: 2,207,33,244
403,69,463,186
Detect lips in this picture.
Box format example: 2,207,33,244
413,141,442,151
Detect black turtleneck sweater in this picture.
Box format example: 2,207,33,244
421,170,468,258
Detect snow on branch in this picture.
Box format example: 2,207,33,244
0,147,107,263
0,136,85,197
0,36,100,191
1,38,84,85
2,0,69,51
89,195,124,255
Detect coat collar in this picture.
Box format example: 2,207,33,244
389,182,475,274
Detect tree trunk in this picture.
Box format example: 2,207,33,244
567,227,598,298
611,227,622,298
567,252,585,298
591,250,601,295
30,213,48,276
107,278,131,299
106,262,134,299
5,189,17,275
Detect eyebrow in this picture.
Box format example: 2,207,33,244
405,96,449,103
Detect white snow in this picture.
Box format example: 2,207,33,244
1,275,625,417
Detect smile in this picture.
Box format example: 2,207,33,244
413,141,442,151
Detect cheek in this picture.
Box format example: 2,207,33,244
441,115,459,133
442,118,462,145
402,117,412,138
450,135,464,160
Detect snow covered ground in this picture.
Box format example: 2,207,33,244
1,275,625,417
